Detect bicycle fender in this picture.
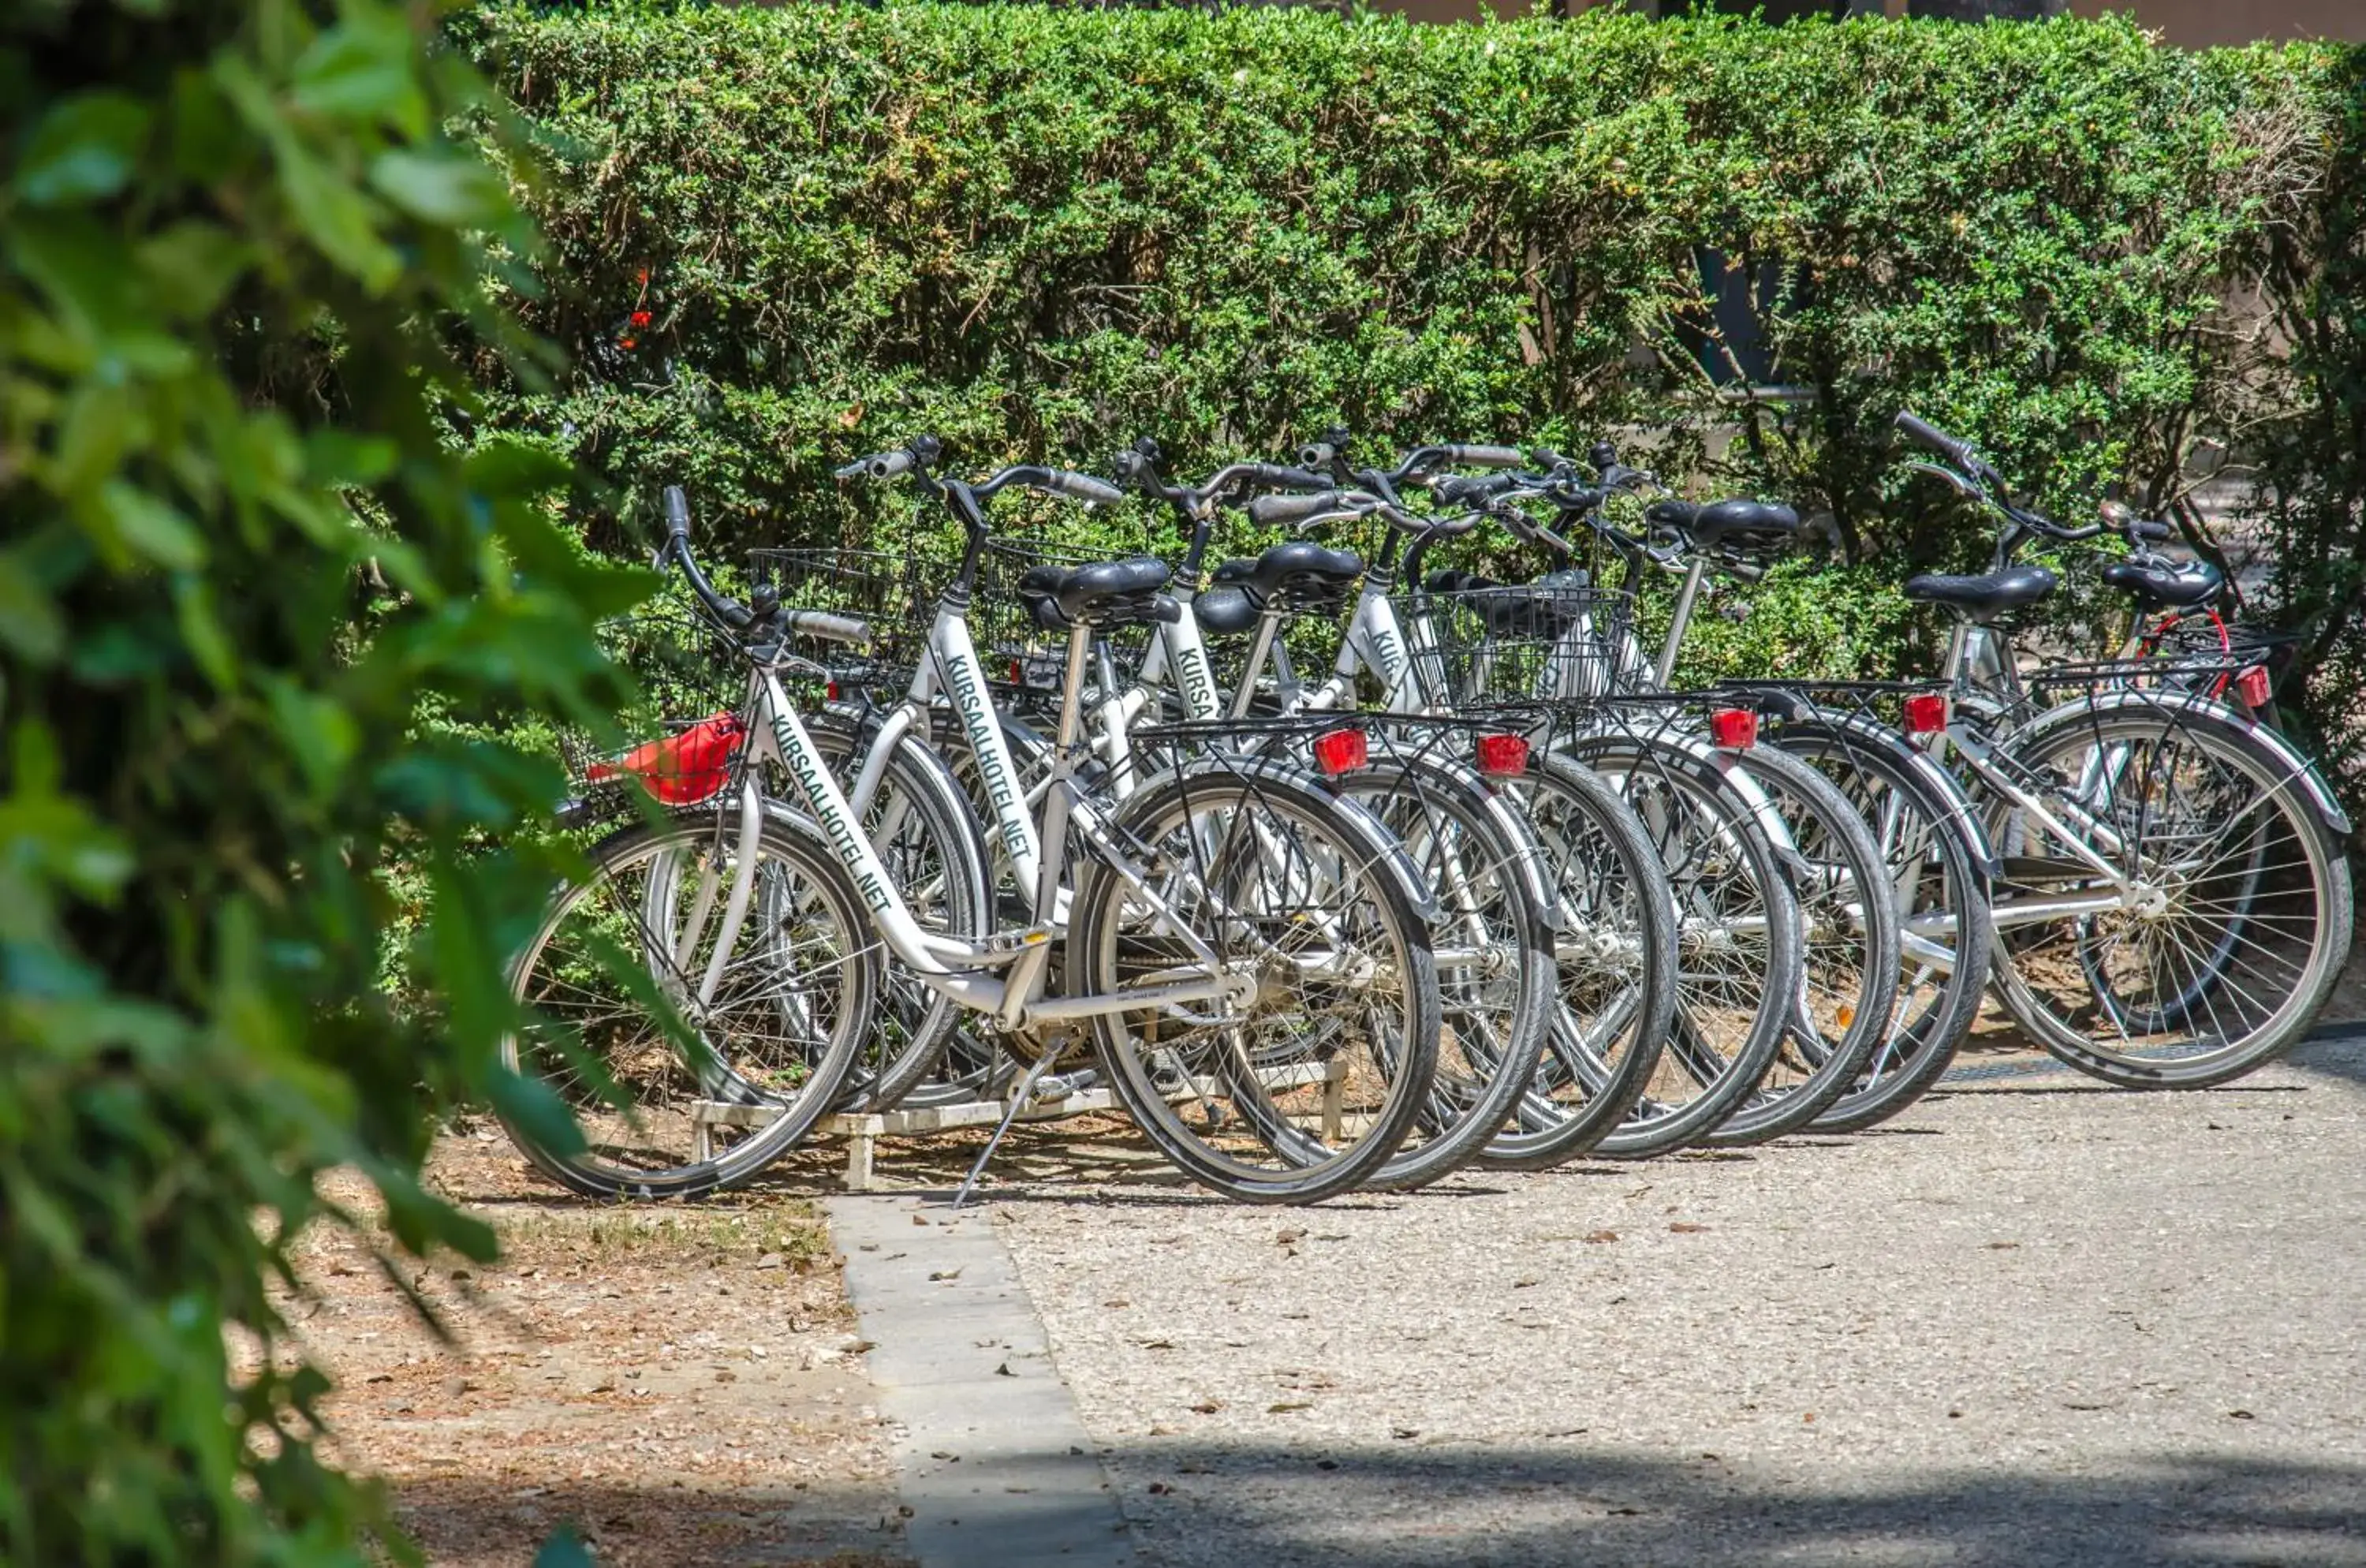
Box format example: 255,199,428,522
1145,752,1445,927
1573,717,1797,856
1771,714,2003,883
2034,688,2352,840
1356,754,1566,935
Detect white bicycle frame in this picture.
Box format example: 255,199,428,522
680,614,1248,1036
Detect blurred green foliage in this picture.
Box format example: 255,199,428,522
0,0,644,1559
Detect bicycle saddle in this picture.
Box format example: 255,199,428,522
1192,584,1263,636
1016,556,1178,629
2099,557,2222,609
1208,539,1364,612
1647,498,1801,549
1901,564,2059,622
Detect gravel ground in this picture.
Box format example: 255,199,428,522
985,1027,2366,1567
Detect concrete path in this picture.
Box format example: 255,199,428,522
827,1193,1135,1568
974,1032,2366,1566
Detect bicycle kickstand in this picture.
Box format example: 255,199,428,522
950,1051,1063,1211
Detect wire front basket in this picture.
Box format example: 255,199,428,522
1398,581,1640,710
558,605,750,811
748,546,945,692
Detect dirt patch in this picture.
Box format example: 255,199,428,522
280,1125,911,1566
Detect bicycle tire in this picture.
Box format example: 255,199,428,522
804,705,994,1111
1476,751,1679,1169
1696,744,1899,1145
1070,761,1443,1203
1978,696,2351,1088
1555,729,1801,1155
1771,721,1995,1132
1327,754,1555,1190
500,803,879,1199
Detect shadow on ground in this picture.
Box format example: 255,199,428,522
1103,1443,2366,1568
391,1476,907,1568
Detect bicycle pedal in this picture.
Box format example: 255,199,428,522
1029,1074,1077,1103
985,924,1056,954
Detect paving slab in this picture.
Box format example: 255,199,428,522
828,1193,1137,1568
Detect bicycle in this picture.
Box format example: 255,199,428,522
1889,411,2353,1087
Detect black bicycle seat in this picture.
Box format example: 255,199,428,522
1648,498,1800,549
2100,558,2222,609
1017,556,1177,629
1212,540,1364,603
1901,565,2060,622
1193,583,1263,636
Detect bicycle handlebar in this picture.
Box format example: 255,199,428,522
658,484,753,631
1438,443,1524,470
1893,410,1982,474
781,609,873,647
1248,490,1353,528
1036,469,1126,506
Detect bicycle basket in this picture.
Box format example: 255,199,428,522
559,605,750,808
748,545,944,691
1399,578,1637,710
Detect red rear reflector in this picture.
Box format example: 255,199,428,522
1901,692,1949,736
2237,665,2271,708
1708,708,1758,750
1476,734,1529,778
1009,659,1024,685
825,681,841,702
1312,727,1369,776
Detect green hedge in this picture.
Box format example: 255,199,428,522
471,2,2361,775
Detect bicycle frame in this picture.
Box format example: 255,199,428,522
701,628,1248,1036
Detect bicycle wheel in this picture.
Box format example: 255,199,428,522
804,706,993,1110
1696,744,1899,1145
1329,755,1554,1190
1773,722,1995,1131
1558,730,1801,1156
1478,752,1678,1169
1980,697,2351,1087
501,804,879,1199
1070,762,1443,1203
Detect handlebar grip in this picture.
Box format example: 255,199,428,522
1432,472,1516,505
1552,485,1607,513
2131,519,2174,542
1240,462,1333,493
663,486,691,540
1894,411,1978,472
1248,491,1350,527
1439,443,1524,470
865,448,917,481
1297,441,1339,470
1043,471,1125,506
782,610,875,647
